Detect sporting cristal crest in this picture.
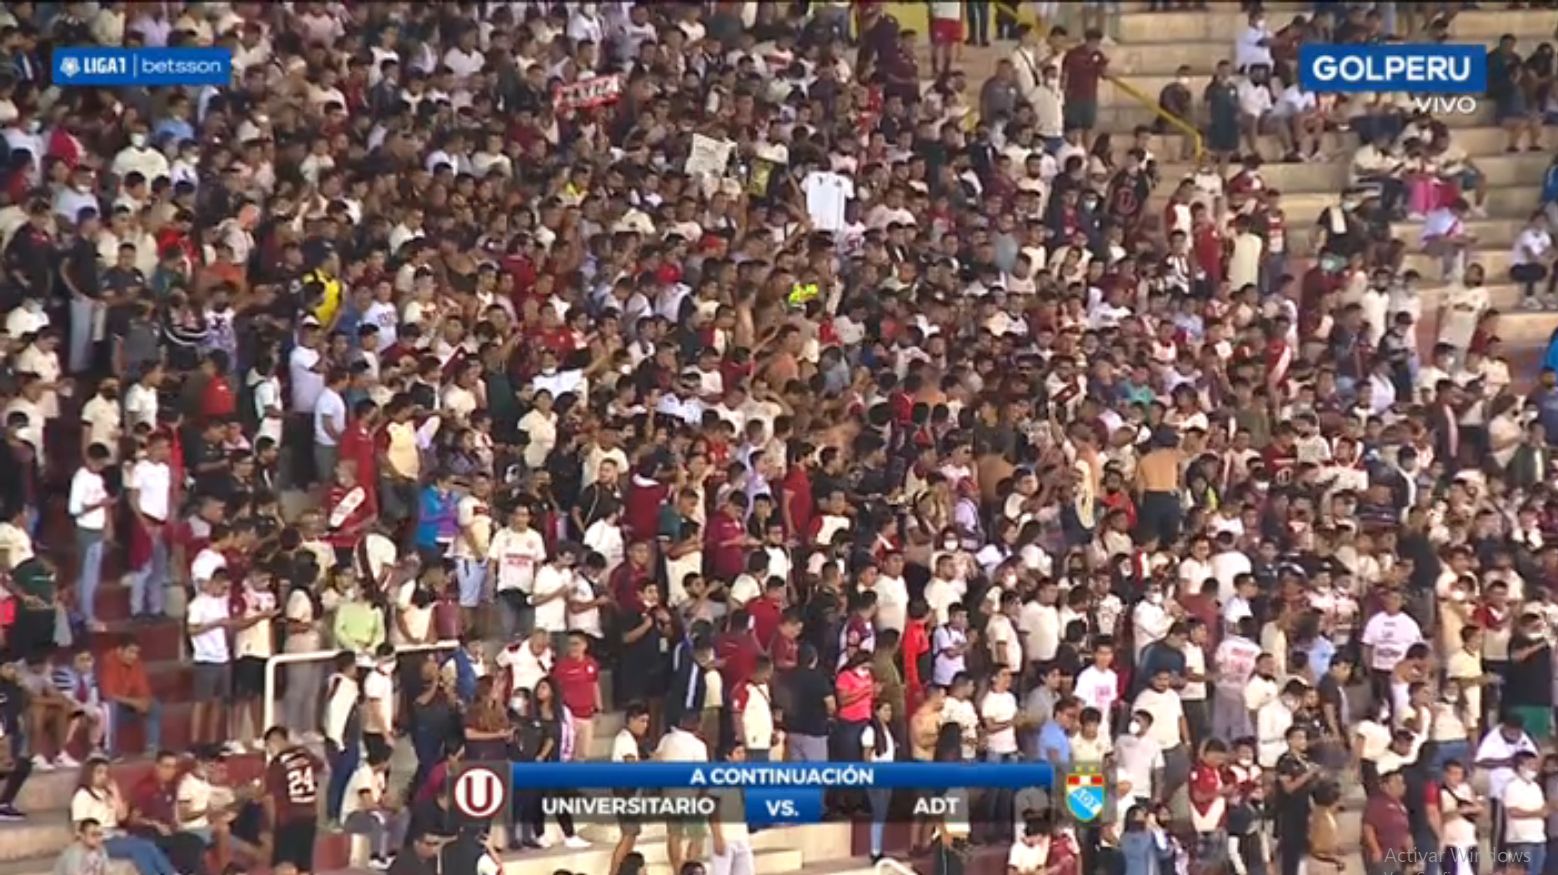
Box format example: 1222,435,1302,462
1064,765,1106,823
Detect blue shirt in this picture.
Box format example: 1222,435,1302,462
1038,720,1072,768
415,487,456,549
1303,636,1336,678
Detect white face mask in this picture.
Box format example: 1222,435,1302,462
1146,592,1164,605
129,132,147,148
1127,720,1142,735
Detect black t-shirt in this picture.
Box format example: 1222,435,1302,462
786,666,833,736
65,238,100,298
102,266,144,298
1273,752,1314,828
1507,632,1554,707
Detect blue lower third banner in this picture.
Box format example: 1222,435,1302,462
745,788,824,827
1297,43,1487,94
508,761,1056,790
53,47,232,86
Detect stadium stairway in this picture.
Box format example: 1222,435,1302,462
8,7,1534,874
921,4,1558,385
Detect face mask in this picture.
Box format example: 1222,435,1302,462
129,133,147,148
942,540,958,551
1237,754,1253,766
1127,720,1142,735
25,120,40,134
1521,768,1539,781
1177,76,1191,87
1146,592,1164,605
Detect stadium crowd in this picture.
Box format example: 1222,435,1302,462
2,2,1558,875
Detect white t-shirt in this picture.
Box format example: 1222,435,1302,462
176,773,214,830
498,643,551,695
1008,840,1049,874
289,345,324,412
1074,666,1120,726
980,690,1020,755
568,573,603,637
1513,227,1553,267
128,460,172,522
361,668,394,734
801,171,854,232
186,593,231,664
69,468,109,530
489,526,546,593
1132,688,1186,749
530,563,571,633
190,547,227,586
655,727,709,762
1475,729,1538,798
313,387,346,446
986,613,1023,673
1501,774,1547,844
612,728,641,762
1439,782,1480,850
1020,601,1060,663
1360,611,1424,671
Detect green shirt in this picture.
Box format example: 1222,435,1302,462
333,599,384,653
12,558,54,603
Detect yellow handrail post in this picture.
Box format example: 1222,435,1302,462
1105,73,1205,160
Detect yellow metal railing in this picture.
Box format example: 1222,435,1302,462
1106,73,1206,160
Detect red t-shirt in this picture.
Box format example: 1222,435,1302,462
748,595,784,649
552,656,600,719
1188,762,1226,827
1062,46,1108,101
717,631,761,690
265,747,322,824
780,466,814,538
625,476,669,541
704,511,747,582
200,376,236,419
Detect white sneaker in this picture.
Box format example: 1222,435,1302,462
55,753,81,769
534,834,554,849
30,755,54,772
562,836,590,850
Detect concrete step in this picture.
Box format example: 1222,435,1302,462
1157,152,1550,194
1090,100,1500,138
1144,125,1530,164
1119,6,1558,44
1150,185,1540,223
0,858,133,875
1286,218,1527,257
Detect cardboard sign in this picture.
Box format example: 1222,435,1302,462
553,74,623,112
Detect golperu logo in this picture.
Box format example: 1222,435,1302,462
1298,44,1487,94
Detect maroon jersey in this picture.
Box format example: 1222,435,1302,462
265,747,323,824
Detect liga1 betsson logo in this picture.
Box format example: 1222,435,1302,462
51,47,232,86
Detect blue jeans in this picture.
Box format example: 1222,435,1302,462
869,787,892,857
1430,739,1470,773
326,740,360,821
130,538,167,617
76,527,104,625
1510,843,1546,875
105,835,176,875
111,699,162,755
